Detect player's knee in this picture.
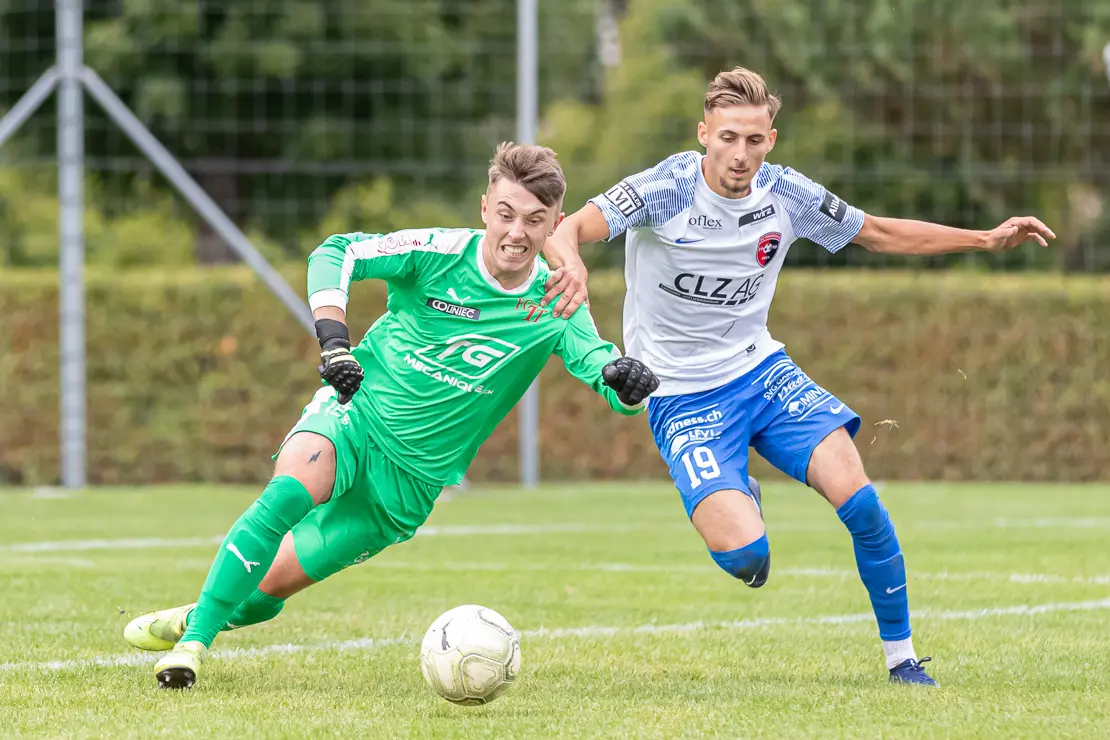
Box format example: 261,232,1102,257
836,485,894,545
273,431,336,505
806,428,870,507
709,533,769,585
691,489,765,552
846,487,887,531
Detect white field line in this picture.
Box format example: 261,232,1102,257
2,597,1109,675
736,566,1110,587
5,553,1110,588
0,525,667,554
0,556,97,568
4,538,1110,588
0,536,224,553
365,561,1110,586
30,488,76,500
3,515,1108,555
928,517,1110,531
5,548,1110,588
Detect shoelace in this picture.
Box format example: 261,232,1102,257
903,656,933,672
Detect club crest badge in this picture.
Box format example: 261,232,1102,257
757,231,782,267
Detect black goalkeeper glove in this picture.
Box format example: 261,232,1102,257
315,318,364,404
601,356,660,407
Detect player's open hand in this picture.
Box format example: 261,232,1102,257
984,216,1056,252
541,261,589,319
602,357,660,407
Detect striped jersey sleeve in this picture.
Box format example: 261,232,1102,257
588,151,700,240
306,229,455,312
762,165,864,253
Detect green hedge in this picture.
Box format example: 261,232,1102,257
1,268,1107,485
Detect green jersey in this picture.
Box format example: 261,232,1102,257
306,228,642,486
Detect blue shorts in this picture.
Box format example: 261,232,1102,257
647,351,861,518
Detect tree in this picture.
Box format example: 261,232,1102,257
546,0,1110,270
1,0,600,262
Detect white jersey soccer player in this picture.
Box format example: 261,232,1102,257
542,66,1054,687
588,148,861,397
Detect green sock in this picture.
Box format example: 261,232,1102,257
225,589,286,629
184,589,286,632
179,476,314,648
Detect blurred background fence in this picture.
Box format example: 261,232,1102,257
2,0,1109,486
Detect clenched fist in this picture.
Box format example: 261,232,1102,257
314,318,364,404
602,357,660,407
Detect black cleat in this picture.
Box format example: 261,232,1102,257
156,666,197,690
153,640,205,689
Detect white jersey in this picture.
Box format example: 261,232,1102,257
589,151,864,396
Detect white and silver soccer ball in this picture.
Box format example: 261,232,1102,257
419,604,521,705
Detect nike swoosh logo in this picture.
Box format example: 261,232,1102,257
830,403,845,414
886,584,907,594
675,237,704,244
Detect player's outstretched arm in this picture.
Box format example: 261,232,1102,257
541,203,610,319
553,304,659,415
853,214,1056,256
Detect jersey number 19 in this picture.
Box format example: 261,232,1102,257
680,446,721,489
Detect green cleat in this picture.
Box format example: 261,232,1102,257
154,640,207,689
123,604,195,652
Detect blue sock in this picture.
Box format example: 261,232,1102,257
836,485,911,641
709,533,769,585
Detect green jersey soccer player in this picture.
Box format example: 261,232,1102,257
125,143,660,689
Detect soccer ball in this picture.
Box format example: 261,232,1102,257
419,604,521,705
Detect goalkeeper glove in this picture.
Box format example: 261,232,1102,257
315,318,363,404
601,356,660,407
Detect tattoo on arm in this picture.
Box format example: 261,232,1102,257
308,450,322,464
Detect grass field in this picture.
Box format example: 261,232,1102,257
2,481,1109,738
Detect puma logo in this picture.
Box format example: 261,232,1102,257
447,288,470,304
226,543,260,573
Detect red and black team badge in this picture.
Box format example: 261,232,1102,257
757,231,782,267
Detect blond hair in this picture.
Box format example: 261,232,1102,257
704,67,782,121
487,142,566,208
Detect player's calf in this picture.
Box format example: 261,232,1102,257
808,430,924,676
172,434,333,664
836,484,918,666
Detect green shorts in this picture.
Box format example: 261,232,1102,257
278,386,442,582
